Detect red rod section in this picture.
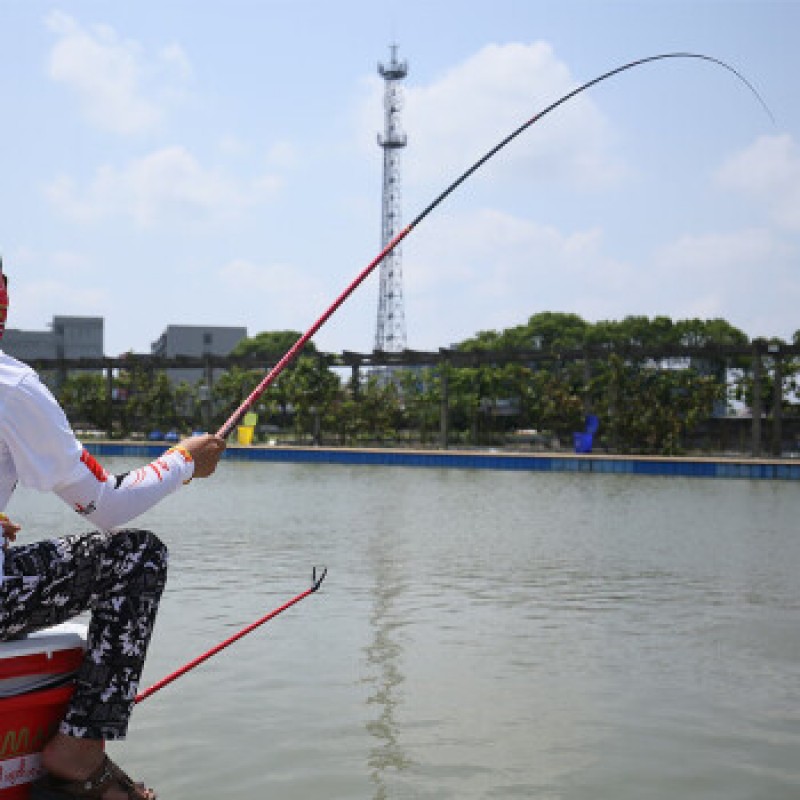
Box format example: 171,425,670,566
136,570,326,704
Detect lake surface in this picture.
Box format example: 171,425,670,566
8,460,800,799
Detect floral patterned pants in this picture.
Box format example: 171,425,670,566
0,529,168,740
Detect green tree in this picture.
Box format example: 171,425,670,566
143,372,180,431
673,318,749,347
329,393,360,445
58,373,110,432
584,315,674,349
446,364,524,445
398,368,441,445
597,354,725,454
732,341,798,421
522,370,584,440
212,366,264,430
230,330,318,361
457,312,591,353
521,312,590,350
173,381,199,428
284,356,341,443
447,366,483,444
116,364,161,435
353,374,400,444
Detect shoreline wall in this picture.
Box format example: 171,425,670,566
84,442,800,480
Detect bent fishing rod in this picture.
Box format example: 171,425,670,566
135,567,327,703
216,52,772,440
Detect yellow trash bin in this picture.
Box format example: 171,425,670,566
237,425,255,445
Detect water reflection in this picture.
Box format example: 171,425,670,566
7,463,800,799
363,531,411,798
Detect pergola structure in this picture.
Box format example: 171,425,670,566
28,340,800,457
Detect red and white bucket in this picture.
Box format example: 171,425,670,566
0,624,87,799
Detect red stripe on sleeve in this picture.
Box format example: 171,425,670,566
80,449,109,482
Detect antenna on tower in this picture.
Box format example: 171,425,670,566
374,43,408,355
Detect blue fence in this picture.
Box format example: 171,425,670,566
85,442,800,480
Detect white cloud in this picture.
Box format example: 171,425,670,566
401,206,799,347
2,249,101,330
716,133,800,231
361,42,623,194
403,208,627,345
218,135,248,157
652,227,789,274
220,258,317,293
638,227,797,336
49,251,93,273
265,140,301,170
217,259,328,329
8,278,109,330
45,146,282,228
159,43,192,81
408,208,621,294
45,11,192,135
4,247,91,275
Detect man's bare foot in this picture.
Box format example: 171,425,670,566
41,734,155,799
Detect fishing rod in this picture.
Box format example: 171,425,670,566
135,567,327,704
216,52,773,440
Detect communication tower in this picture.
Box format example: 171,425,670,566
374,44,408,353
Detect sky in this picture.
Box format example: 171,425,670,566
1,0,799,357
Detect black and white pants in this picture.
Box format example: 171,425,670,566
0,529,168,740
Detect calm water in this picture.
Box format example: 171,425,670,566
8,460,800,799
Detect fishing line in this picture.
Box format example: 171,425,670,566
217,52,773,439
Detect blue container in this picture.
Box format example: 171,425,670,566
573,432,593,453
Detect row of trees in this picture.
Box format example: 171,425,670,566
55,314,800,455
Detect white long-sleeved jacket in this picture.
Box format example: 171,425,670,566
0,351,194,579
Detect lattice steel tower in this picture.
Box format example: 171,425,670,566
374,44,408,353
